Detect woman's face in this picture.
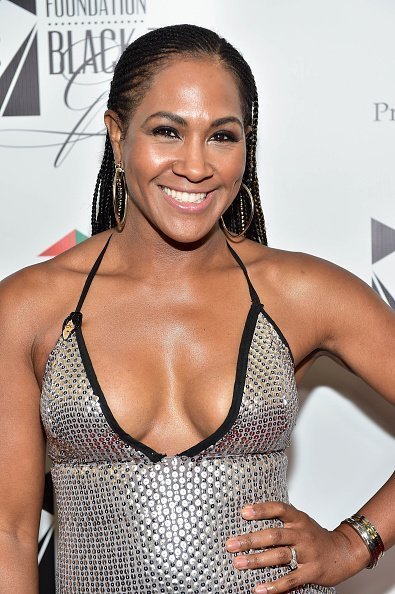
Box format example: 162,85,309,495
106,57,249,244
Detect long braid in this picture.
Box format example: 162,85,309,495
91,24,268,245
92,134,115,235
247,97,267,244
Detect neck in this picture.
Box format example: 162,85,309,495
111,213,234,281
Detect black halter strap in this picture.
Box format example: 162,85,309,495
70,234,259,316
226,242,261,305
75,234,113,313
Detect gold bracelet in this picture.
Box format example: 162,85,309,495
341,514,385,569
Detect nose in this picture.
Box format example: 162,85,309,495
171,137,214,182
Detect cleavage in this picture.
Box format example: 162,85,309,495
80,297,250,455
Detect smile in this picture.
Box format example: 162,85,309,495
160,185,207,204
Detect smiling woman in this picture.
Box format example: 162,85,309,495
103,58,252,243
0,22,394,594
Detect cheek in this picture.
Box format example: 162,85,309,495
220,146,247,181
126,143,176,183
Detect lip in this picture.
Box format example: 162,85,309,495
159,184,213,194
158,185,216,212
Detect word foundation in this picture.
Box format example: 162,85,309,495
46,0,146,17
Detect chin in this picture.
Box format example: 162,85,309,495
156,222,218,248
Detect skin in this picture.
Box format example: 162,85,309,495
0,57,394,593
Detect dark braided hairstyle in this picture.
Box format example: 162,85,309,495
91,24,267,245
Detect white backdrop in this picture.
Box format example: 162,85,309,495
0,1,394,592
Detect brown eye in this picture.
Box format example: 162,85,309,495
210,131,237,143
152,127,179,139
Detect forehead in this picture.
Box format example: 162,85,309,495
131,57,243,123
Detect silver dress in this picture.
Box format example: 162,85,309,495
40,236,335,594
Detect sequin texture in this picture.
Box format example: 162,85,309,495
41,307,335,594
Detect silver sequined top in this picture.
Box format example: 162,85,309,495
40,237,335,594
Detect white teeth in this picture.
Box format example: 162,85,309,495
161,186,207,204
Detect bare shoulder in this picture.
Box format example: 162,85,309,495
235,240,395,378
0,231,112,354
240,239,379,312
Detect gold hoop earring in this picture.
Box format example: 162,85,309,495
113,162,128,232
220,182,255,239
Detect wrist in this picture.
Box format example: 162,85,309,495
334,522,372,574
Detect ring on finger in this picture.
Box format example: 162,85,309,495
287,545,298,570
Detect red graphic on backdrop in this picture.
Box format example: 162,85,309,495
39,229,88,257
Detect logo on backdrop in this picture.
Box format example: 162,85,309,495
0,0,149,165
371,218,395,309
39,229,88,256
0,0,40,115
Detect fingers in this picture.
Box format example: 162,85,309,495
230,543,307,594
253,570,304,593
226,527,298,553
225,502,305,593
241,501,298,524
225,501,340,593
233,545,294,570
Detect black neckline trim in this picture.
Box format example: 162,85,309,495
258,306,295,366
177,302,260,458
75,325,164,463
75,302,261,463
225,242,294,365
62,235,295,463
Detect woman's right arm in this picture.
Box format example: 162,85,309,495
0,271,46,594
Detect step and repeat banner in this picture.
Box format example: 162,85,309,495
0,0,394,592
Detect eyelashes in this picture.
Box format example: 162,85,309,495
211,131,238,143
151,126,238,143
151,126,179,139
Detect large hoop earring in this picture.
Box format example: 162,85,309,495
220,182,255,239
113,162,128,232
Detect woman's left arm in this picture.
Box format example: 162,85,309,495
226,255,395,593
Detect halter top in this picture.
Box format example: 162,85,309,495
40,235,335,594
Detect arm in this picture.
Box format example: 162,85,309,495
225,253,395,593
0,272,46,594
321,258,395,574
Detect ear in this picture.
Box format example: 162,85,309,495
104,109,124,165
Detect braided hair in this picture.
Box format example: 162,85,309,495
91,24,267,245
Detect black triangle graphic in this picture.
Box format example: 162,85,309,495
371,218,395,264
0,27,33,112
373,273,395,309
8,0,36,15
3,29,40,116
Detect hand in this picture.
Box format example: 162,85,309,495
225,501,371,593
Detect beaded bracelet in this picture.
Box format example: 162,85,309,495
341,514,385,568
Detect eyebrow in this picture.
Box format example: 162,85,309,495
142,111,243,130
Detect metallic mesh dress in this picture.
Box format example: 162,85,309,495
40,236,335,594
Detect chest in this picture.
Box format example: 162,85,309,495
70,296,253,449
41,303,297,462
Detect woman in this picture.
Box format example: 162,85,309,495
0,24,393,594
